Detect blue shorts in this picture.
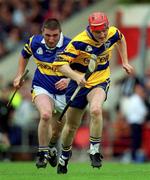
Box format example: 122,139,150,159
66,79,110,109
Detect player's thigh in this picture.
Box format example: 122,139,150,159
87,87,106,108
34,94,54,114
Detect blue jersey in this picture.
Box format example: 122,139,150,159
21,33,71,95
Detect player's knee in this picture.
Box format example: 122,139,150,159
90,106,102,117
41,111,52,122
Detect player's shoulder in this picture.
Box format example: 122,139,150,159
68,30,89,50
63,36,71,46
70,30,86,44
108,26,122,38
108,26,119,33
31,34,43,44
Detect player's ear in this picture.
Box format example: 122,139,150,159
41,27,44,34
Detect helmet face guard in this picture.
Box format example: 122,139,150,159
88,12,109,31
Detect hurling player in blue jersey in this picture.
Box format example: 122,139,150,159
53,12,134,174
13,18,70,169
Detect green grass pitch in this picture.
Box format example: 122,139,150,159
0,161,150,180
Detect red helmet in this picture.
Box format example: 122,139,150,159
88,12,109,31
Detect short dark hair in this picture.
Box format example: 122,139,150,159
42,18,61,31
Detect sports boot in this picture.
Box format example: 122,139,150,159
57,151,72,174
36,151,49,168
57,156,69,174
48,147,58,167
89,153,103,168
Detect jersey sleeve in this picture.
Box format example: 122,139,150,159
21,36,34,59
109,26,124,43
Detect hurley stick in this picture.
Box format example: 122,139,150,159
58,54,97,122
7,69,29,107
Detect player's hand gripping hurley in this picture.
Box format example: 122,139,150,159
58,54,97,122
7,69,29,107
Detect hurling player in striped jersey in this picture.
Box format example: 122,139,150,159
13,18,71,169
53,12,134,174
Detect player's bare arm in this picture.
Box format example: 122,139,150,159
116,36,134,75
58,64,86,86
13,55,28,88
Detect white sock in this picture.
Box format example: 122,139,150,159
90,143,99,155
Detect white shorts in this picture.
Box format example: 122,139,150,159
32,85,66,113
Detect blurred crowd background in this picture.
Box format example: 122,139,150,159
0,0,96,59
1,0,150,164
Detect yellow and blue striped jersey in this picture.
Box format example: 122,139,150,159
53,26,123,88
21,33,70,94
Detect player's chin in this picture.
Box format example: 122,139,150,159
47,43,56,48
